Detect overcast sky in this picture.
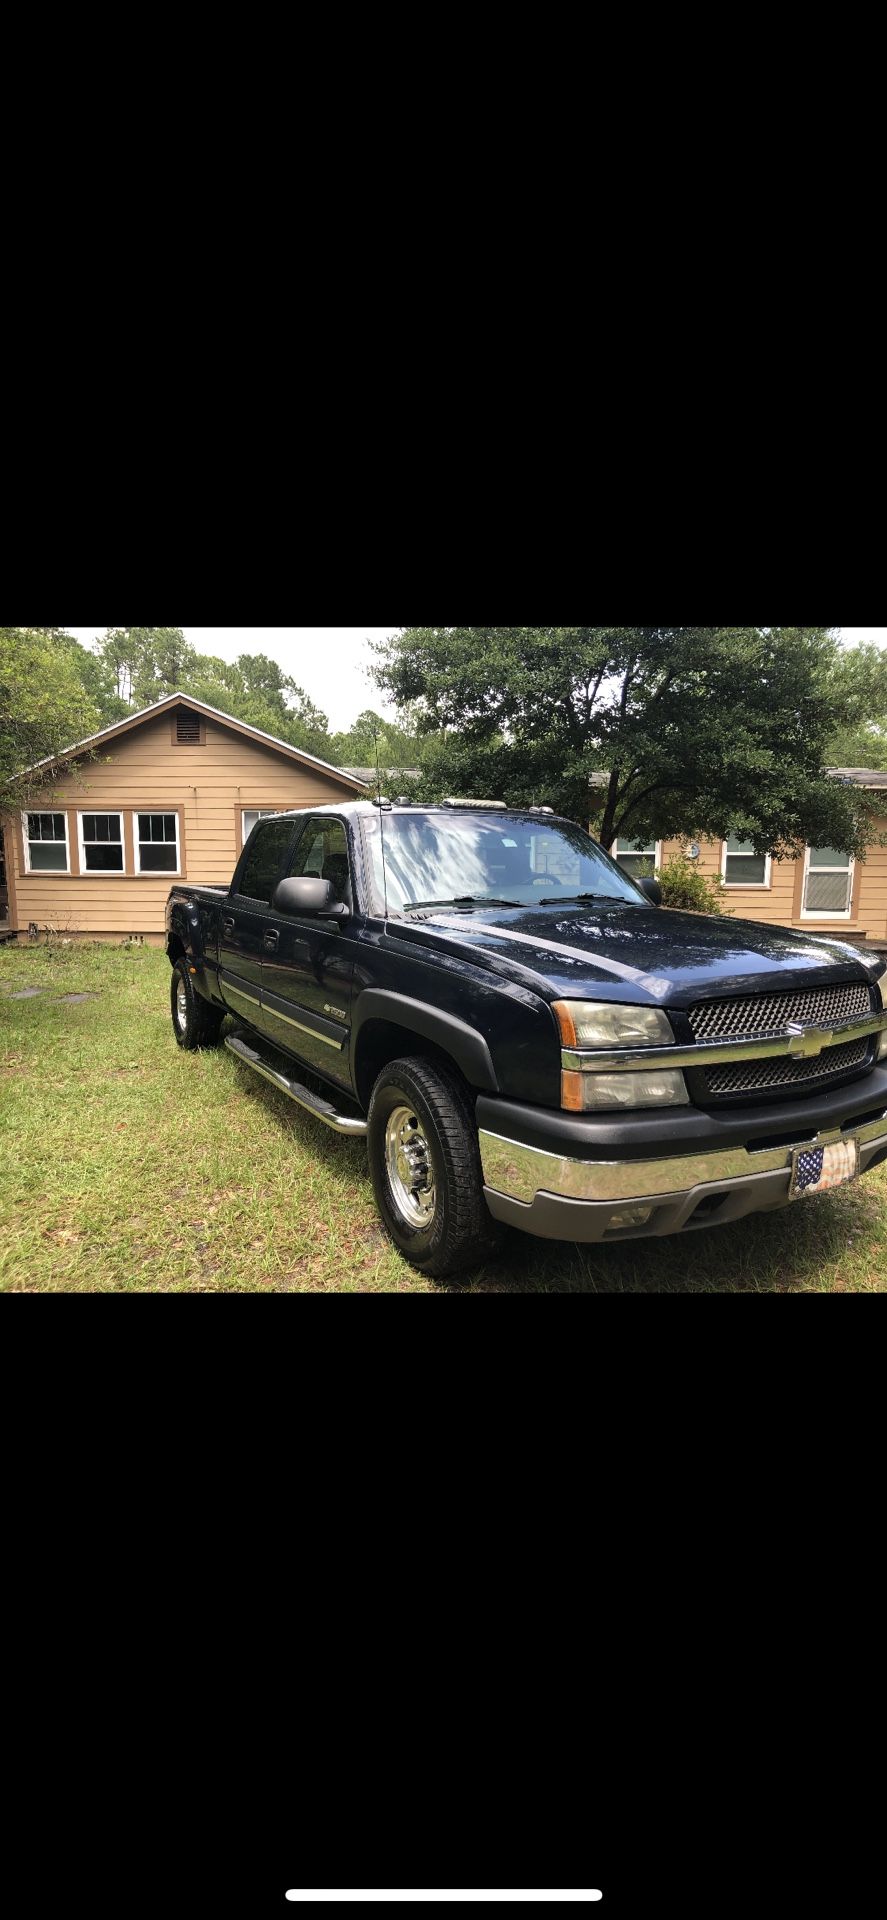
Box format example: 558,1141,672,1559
62,626,887,732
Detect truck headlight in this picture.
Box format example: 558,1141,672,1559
561,1068,690,1112
553,1001,686,1110
553,1000,675,1049
876,966,887,1013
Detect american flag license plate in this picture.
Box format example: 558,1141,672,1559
790,1138,859,1198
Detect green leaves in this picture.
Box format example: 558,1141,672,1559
373,625,880,859
0,627,102,812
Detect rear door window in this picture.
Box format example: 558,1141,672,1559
237,820,297,904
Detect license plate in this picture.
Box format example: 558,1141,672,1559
790,1138,859,1198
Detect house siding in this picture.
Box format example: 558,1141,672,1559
655,827,887,943
6,712,359,943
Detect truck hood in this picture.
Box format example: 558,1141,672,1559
395,903,875,1007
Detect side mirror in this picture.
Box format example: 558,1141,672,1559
272,876,348,918
639,876,662,906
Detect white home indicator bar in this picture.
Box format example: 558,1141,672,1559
285,1896,603,1905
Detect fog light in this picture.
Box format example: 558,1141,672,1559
877,1028,887,1060
607,1205,653,1230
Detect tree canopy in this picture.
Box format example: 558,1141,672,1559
0,627,101,813
373,626,887,857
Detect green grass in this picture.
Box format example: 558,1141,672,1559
2,942,886,1292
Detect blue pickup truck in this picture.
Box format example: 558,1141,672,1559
165,800,887,1277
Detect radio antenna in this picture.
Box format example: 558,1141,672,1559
374,727,390,922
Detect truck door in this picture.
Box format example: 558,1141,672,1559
260,816,357,1090
218,818,298,1026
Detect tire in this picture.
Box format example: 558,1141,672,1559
367,1055,502,1280
170,958,224,1051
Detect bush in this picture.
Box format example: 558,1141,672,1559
656,853,732,915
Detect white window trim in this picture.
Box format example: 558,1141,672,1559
720,841,772,888
800,844,855,919
241,807,282,852
76,809,126,877
614,837,662,871
132,810,181,878
21,807,71,875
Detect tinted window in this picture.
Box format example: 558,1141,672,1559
288,819,351,903
361,811,644,915
238,820,295,903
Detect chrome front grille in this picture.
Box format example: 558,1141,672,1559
703,1035,870,1098
688,980,871,1042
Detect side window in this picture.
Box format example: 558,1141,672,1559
237,820,296,904
288,819,351,904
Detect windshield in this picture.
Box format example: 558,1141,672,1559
361,811,648,916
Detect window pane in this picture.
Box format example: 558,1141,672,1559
808,847,850,869
806,870,852,912
83,842,124,872
82,814,121,843
725,833,755,855
28,813,65,842
617,852,656,878
725,853,767,884
615,838,657,856
138,843,178,872
289,821,350,900
238,820,295,902
28,843,68,871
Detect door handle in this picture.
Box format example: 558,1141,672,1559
263,929,280,951
222,918,235,936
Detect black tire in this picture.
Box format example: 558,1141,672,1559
367,1055,502,1280
170,958,224,1051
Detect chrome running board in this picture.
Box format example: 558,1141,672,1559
225,1033,368,1137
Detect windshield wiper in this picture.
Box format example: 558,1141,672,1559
537,892,621,906
402,895,523,914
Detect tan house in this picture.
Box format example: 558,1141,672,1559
610,769,887,950
1,693,367,945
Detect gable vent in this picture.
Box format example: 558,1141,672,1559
176,711,201,744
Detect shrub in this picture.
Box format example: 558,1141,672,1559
656,853,732,915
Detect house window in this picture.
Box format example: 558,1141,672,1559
78,812,124,873
722,834,770,886
134,812,180,874
613,837,660,879
803,846,854,916
242,808,281,848
22,811,70,873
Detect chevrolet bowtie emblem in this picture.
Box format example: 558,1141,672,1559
786,1022,828,1058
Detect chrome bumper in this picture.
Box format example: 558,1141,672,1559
479,1108,887,1241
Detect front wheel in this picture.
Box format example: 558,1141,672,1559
367,1056,502,1279
170,959,224,1050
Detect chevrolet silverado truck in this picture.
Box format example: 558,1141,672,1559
165,801,887,1277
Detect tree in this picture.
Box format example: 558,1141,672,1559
95,627,198,707
0,627,101,813
824,641,887,770
373,626,884,859
327,707,420,771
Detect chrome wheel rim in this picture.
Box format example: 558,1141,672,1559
176,980,188,1031
384,1104,436,1229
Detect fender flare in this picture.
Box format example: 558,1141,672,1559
166,900,201,962
351,989,499,1093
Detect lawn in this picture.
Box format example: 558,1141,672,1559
2,941,886,1293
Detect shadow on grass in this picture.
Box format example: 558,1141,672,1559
226,1040,887,1292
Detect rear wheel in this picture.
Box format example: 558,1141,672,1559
367,1056,502,1279
170,959,224,1051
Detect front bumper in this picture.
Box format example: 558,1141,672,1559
479,1103,887,1242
